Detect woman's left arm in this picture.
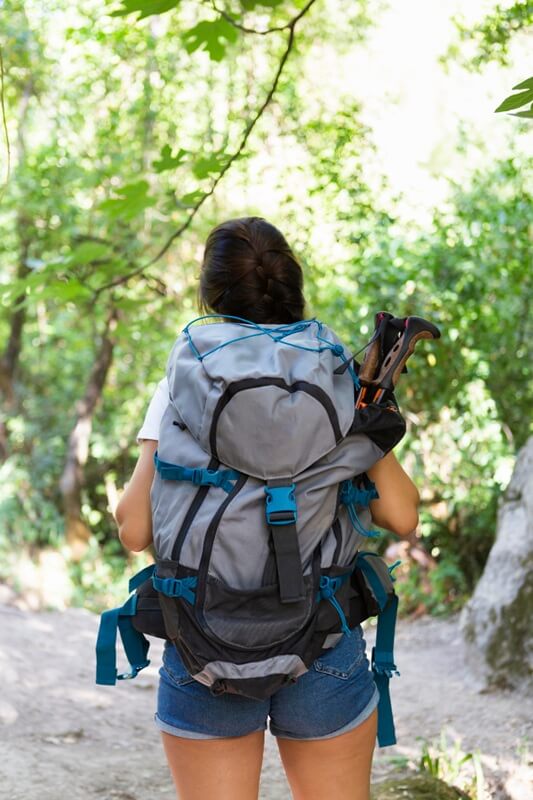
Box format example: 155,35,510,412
114,439,157,552
366,450,420,537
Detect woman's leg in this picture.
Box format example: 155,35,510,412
161,730,265,800
276,708,377,800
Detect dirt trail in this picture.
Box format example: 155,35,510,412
0,604,531,799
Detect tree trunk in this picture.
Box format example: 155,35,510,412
0,81,34,461
59,306,119,559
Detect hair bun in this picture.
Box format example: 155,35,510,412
199,217,306,325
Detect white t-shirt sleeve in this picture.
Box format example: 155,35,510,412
136,376,170,443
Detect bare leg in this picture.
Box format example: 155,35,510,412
276,708,377,800
161,729,265,800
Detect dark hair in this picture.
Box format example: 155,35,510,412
198,217,306,324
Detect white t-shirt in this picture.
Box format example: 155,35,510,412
136,376,170,442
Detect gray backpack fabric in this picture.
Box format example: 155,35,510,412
96,316,405,744
150,318,399,689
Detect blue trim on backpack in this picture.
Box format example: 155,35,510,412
372,593,400,747
356,552,389,610
95,589,151,686
152,575,198,604
154,452,240,493
182,315,360,388
340,479,380,538
264,484,297,526
128,563,155,592
316,572,353,637
354,551,399,747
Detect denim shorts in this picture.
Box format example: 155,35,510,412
155,625,379,740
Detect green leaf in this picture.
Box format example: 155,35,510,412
66,242,112,266
110,0,179,19
495,88,533,113
99,180,156,221
178,190,205,207
192,151,228,179
241,0,283,8
513,107,533,119
153,144,188,173
39,280,92,302
182,19,239,62
512,76,533,91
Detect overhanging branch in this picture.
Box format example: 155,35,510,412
93,0,318,297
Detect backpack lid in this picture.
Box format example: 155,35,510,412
166,317,358,480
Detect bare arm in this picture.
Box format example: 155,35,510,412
367,451,420,537
115,440,157,552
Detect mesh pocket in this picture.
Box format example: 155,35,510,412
202,574,316,649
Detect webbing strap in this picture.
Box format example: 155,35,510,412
372,593,399,747
271,523,306,603
152,575,198,604
356,553,389,610
265,480,305,604
95,593,150,686
154,452,240,493
129,563,155,592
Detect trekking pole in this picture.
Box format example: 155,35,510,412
355,311,395,409
371,316,441,404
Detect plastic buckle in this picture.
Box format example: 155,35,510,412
264,484,297,525
190,468,205,485
154,576,179,597
117,662,150,681
204,469,223,488
371,647,399,677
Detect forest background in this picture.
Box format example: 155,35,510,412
0,0,531,616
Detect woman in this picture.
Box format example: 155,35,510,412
115,217,419,800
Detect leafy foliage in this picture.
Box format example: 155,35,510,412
182,19,239,62
449,1,533,68
495,76,533,117
109,0,181,20
0,0,530,614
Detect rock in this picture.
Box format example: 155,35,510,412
371,775,469,799
460,436,533,688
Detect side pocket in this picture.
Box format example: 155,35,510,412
312,627,366,680
162,642,196,687
131,578,168,640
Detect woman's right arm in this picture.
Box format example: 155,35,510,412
115,439,157,552
366,451,420,537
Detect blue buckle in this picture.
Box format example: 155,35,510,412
372,647,399,678
117,663,150,681
191,468,205,485
264,484,297,525
190,468,224,488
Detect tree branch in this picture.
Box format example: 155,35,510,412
92,0,318,297
204,0,297,35
0,47,10,200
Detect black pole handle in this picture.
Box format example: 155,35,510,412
373,316,441,392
